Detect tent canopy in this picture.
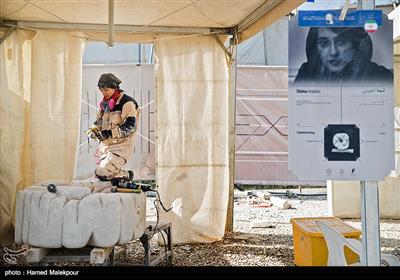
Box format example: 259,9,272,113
0,0,304,42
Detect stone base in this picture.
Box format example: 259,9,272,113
15,180,146,248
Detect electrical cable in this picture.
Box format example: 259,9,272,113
2,241,15,248
144,187,170,264
148,198,160,241
144,195,166,256
159,228,169,265
146,188,173,241
143,199,159,253
152,189,173,212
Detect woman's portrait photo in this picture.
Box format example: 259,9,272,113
289,16,393,85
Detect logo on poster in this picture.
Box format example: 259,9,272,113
325,13,334,25
364,20,378,33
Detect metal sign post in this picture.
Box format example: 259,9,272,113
360,181,381,266
358,0,382,267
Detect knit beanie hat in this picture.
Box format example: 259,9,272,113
97,73,121,89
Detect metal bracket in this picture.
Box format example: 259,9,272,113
213,34,232,60
211,27,236,36
339,0,358,21
0,25,16,45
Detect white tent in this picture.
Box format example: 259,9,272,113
0,0,304,244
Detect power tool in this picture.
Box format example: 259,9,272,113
110,178,153,193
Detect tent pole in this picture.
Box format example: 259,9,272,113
138,43,142,64
226,34,238,232
108,0,114,47
5,20,231,35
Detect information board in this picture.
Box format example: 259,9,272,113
288,11,394,180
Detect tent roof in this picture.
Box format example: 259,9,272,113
0,0,304,42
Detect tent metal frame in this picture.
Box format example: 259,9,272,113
0,24,15,44
0,20,234,36
238,0,283,32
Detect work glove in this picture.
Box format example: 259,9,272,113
97,130,112,141
86,126,112,142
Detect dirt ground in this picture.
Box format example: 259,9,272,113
118,190,400,266
1,188,399,267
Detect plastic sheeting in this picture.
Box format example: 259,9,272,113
30,31,85,182
237,18,289,66
235,66,292,184
394,32,400,175
0,29,34,242
235,65,325,185
0,29,85,242
155,36,230,243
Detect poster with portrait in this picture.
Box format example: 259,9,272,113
288,10,394,181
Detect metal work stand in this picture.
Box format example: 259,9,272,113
25,246,114,266
25,223,173,266
139,221,173,266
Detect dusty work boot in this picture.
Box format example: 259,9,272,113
116,170,134,181
110,170,134,187
127,170,134,181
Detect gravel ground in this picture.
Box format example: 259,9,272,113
114,189,400,266
2,188,399,267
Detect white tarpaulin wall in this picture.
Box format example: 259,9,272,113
155,36,229,243
76,64,155,181
0,29,85,241
0,29,33,240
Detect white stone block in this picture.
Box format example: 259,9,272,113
270,196,291,209
28,192,66,248
15,182,146,248
62,199,95,248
